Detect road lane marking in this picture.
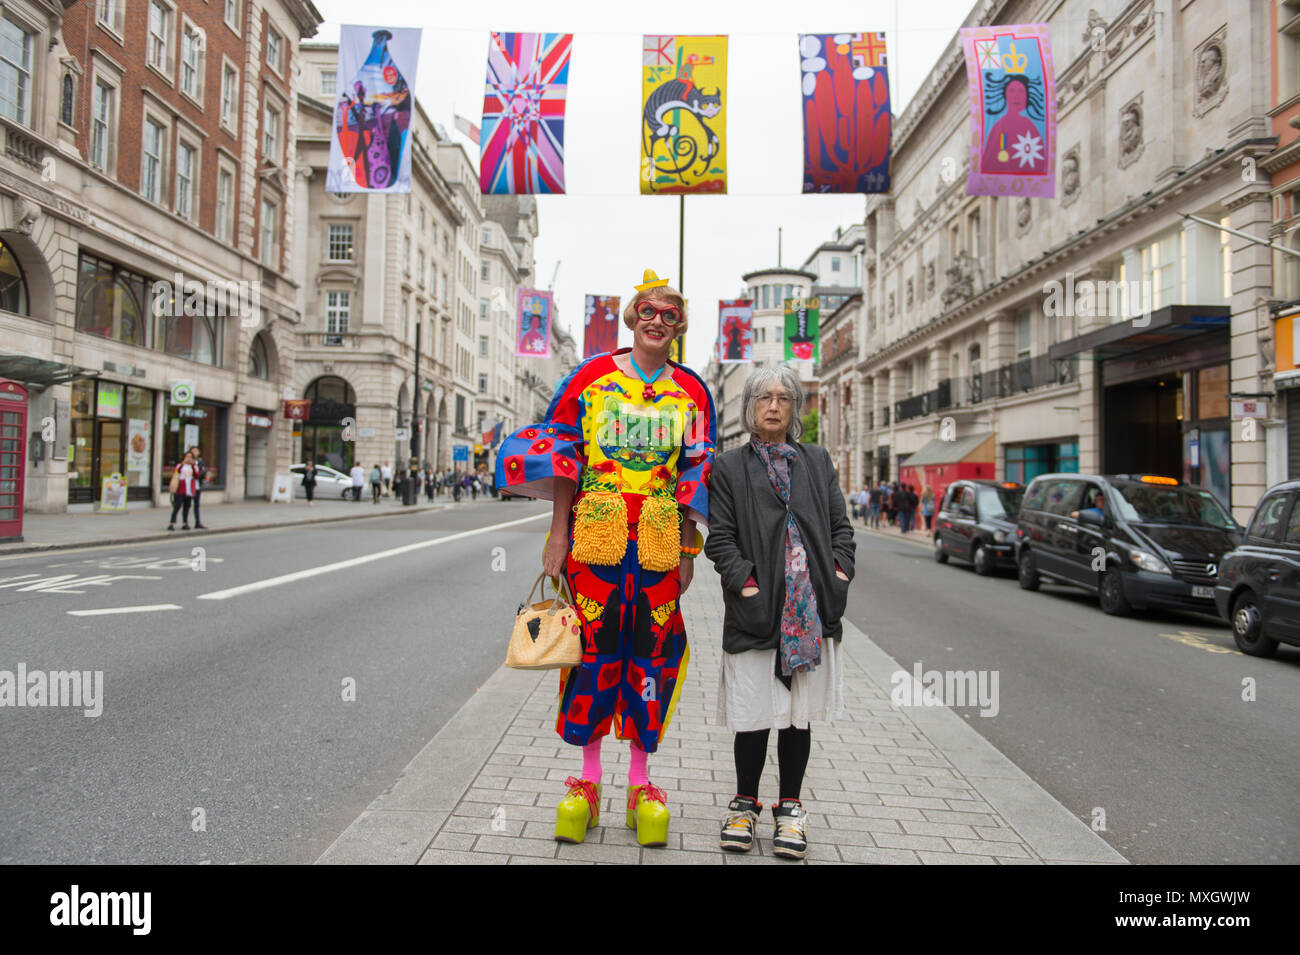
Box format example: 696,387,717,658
67,604,183,616
1158,630,1241,655
196,512,549,601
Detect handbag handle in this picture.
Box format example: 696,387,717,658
522,572,573,615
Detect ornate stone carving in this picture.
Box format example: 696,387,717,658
887,290,896,318
924,261,936,298
941,251,978,308
1015,197,1032,235
905,277,914,310
1061,146,1081,205
1083,9,1108,49
1118,94,1143,168
1193,28,1227,118
11,196,39,235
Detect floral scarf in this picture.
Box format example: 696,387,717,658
750,437,822,684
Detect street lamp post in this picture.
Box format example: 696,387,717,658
407,322,420,504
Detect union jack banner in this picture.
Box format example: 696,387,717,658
480,32,572,194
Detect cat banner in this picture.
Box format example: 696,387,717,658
327,25,422,193
481,32,572,194
800,33,892,193
516,289,554,359
640,35,728,194
583,295,621,358
717,300,754,363
960,23,1056,197
784,296,820,362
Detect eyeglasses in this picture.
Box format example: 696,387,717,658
756,393,792,407
635,301,682,327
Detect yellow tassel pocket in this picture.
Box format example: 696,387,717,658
637,495,681,573
571,491,629,566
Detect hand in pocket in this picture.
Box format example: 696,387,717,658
741,585,759,597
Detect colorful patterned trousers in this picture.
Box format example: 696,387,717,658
556,534,689,754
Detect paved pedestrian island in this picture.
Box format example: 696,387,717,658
319,559,1126,865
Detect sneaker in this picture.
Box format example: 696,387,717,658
167,524,175,531
181,524,190,530
772,798,808,860
719,795,762,852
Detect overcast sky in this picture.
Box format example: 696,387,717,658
312,0,977,369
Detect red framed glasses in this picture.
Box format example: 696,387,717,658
635,301,682,327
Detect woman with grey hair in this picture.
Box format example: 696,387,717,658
704,363,855,859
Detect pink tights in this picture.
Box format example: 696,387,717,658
581,739,649,787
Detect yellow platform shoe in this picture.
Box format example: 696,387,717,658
626,782,670,847
555,776,602,844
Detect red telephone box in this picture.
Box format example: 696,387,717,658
0,377,28,542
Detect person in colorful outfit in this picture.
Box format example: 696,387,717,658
496,269,715,848
704,364,855,859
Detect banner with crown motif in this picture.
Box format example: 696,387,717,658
327,25,422,193
960,23,1056,197
640,35,728,195
516,288,554,358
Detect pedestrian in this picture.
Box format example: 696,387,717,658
921,484,936,532
425,465,435,500
167,451,198,531
188,445,208,529
453,474,462,502
470,473,479,500
370,463,383,503
704,364,854,860
381,461,392,496
496,267,715,848
349,462,365,502
301,459,318,506
869,482,882,528
885,482,896,526
899,483,915,533
849,487,860,521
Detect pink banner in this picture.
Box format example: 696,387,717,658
960,23,1055,197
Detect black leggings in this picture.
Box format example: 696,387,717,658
169,494,191,525
733,727,811,802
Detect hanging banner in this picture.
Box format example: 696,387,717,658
481,32,572,194
784,296,820,362
516,289,554,358
640,35,727,194
327,25,422,193
799,33,892,193
960,23,1055,197
718,299,754,363
583,295,621,357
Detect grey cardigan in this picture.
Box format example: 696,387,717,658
703,440,857,654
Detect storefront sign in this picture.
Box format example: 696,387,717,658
183,424,200,452
99,472,128,511
282,399,311,421
246,414,273,429
358,427,376,438
170,380,196,407
96,383,123,419
1230,399,1268,419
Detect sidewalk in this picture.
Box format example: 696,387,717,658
0,493,490,555
317,557,1126,865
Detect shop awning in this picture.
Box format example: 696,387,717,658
0,354,100,388
1048,305,1229,362
901,432,995,467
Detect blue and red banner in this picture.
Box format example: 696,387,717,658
717,300,754,362
516,288,554,358
583,295,621,358
799,32,891,193
480,32,572,194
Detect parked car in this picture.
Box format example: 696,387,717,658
933,480,1024,575
1014,472,1242,616
1214,479,1300,656
288,463,354,500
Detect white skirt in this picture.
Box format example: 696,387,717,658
716,637,844,733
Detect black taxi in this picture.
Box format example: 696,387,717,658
1214,479,1300,657
933,480,1024,575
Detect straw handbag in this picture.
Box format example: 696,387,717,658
506,573,583,670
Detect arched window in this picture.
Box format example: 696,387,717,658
248,333,270,379
0,239,29,314
60,74,75,126
76,252,148,346
305,375,355,405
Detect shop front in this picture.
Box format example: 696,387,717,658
162,398,228,491
69,378,156,505
1275,307,1300,479
1052,305,1232,505
244,410,274,499
300,376,356,473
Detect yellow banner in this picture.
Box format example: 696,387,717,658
640,35,727,195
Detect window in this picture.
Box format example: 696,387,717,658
483,225,491,245
481,261,490,281
326,291,350,334
327,223,353,262
147,2,172,76
216,167,234,242
223,0,241,31
418,250,425,286
403,235,411,274
260,198,279,267
1015,310,1031,359
1286,494,1300,544
418,206,425,231
479,299,488,320
1142,231,1183,310
831,257,841,272
90,80,115,171
221,65,239,130
97,1,125,37
0,238,30,315
175,141,196,220
320,70,336,97
263,103,281,161
400,298,408,340
0,18,33,124
248,334,269,379
478,374,488,394
142,118,166,203
266,28,283,74
181,24,203,100
60,74,75,126
968,211,982,258
76,252,151,347
430,264,437,296
479,335,488,357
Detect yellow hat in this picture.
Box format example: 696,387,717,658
635,269,670,292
